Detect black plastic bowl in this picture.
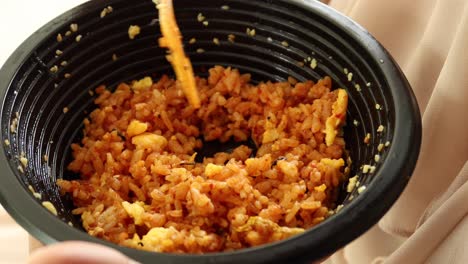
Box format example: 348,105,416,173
0,0,421,263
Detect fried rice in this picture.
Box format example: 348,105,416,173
57,66,348,253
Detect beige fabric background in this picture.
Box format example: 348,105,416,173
1,0,467,263
325,0,468,263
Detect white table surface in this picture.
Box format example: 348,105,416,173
0,1,87,263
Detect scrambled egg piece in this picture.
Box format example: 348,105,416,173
132,133,167,152
128,227,176,251
204,163,223,178
325,89,348,146
262,129,280,144
141,227,175,249
122,201,146,225
276,160,299,180
132,76,153,90
127,120,148,137
314,184,327,192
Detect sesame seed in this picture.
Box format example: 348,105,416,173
307,57,311,62
213,38,220,45
379,59,384,63
281,41,289,47
4,139,10,146
227,34,235,43
65,31,72,37
329,56,333,59
43,155,49,162
189,38,197,44
75,35,82,42
54,83,58,88
221,5,230,10
18,165,24,173
70,23,78,32
196,48,205,54
106,6,113,12
112,54,118,61
355,84,361,92
310,58,318,69
377,143,384,152
296,61,305,67
366,82,372,87
88,90,95,96
267,37,273,42
64,73,72,79
55,49,63,55
374,154,381,162
197,13,205,22
377,125,385,133
60,61,68,66
50,65,58,73
357,186,366,194
348,195,354,201
203,21,209,26
344,68,348,74
57,33,63,42
370,166,376,173
385,141,391,147
353,120,359,126
356,181,360,187
375,103,381,110
347,72,353,81
63,107,69,113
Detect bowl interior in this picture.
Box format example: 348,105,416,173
0,0,420,263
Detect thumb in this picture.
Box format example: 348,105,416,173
28,241,139,264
